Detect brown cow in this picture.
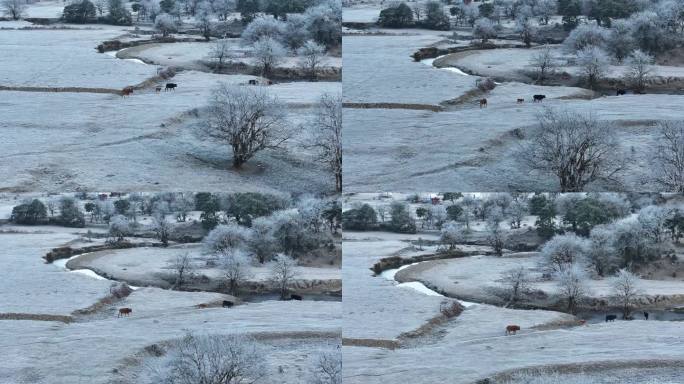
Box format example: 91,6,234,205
121,86,134,97
479,98,488,108
155,86,162,93
196,303,208,309
118,308,132,317
505,325,520,335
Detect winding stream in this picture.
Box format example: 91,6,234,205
420,55,471,76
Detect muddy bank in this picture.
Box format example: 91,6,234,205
412,42,527,62
343,102,442,112
44,241,167,263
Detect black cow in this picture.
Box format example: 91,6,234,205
605,314,617,322
222,300,234,308
290,294,303,301
644,311,649,320
165,83,177,91
533,94,546,102
617,89,627,96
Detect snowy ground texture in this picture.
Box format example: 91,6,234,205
342,29,684,192
0,225,341,384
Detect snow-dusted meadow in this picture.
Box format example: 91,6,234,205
341,193,684,383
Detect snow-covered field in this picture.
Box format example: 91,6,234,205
341,228,684,384
0,29,157,88
0,224,341,384
342,28,684,192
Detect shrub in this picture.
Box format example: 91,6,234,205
62,0,96,23
10,199,48,225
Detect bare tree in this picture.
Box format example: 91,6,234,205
610,268,641,319
270,254,298,299
521,109,623,192
653,121,684,192
500,266,531,305
221,249,252,295
309,347,342,384
297,40,326,81
204,84,289,168
209,39,231,72
625,49,653,93
2,0,26,20
555,264,590,314
149,333,265,384
108,214,131,242
306,93,342,192
530,45,557,85
486,208,507,256
171,253,195,289
155,13,178,37
153,212,173,246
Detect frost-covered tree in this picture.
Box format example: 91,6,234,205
146,333,264,384
309,347,342,384
522,109,623,191
304,0,342,48
58,197,85,227
170,253,195,289
388,202,417,234
607,19,635,62
459,196,479,229
423,0,450,30
563,23,609,52
282,13,309,50
107,0,132,25
209,39,232,72
270,254,298,299
2,0,26,19
253,36,286,76
204,84,289,168
440,221,470,250
637,205,669,244
531,45,558,84
628,11,671,54
473,17,497,43
241,16,285,45
378,2,413,28
624,49,653,93
577,46,611,88
500,266,531,304
588,225,619,276
653,122,684,192
486,207,508,256
541,233,590,273
194,1,213,40
203,223,252,253
515,8,535,47
220,248,252,294
155,13,177,36
610,268,641,319
249,216,277,263
153,212,173,246
109,214,131,242
297,40,326,80
213,0,234,21
555,263,590,314
535,0,557,25
509,198,528,229
307,93,342,191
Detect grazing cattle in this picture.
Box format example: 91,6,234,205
533,94,546,102
517,98,524,104
605,314,617,322
155,86,162,93
222,300,234,308
644,311,649,320
248,79,258,85
479,98,488,108
196,303,208,309
118,308,132,317
578,319,587,326
165,83,177,91
290,294,303,301
505,325,520,335
616,89,627,96
121,86,134,97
